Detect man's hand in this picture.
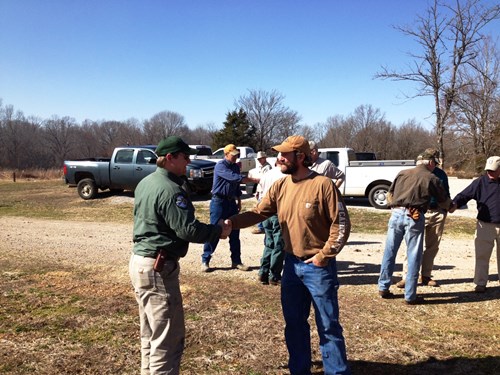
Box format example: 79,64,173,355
218,219,232,239
304,254,329,267
448,202,457,213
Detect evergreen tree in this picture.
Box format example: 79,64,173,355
212,109,257,150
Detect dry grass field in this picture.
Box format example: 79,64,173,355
0,178,499,374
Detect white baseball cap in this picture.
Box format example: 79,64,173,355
484,156,500,171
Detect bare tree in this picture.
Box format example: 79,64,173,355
143,111,189,144
186,123,217,146
375,0,500,166
392,119,435,160
43,116,79,166
0,104,34,169
450,36,500,170
321,114,353,148
236,89,301,151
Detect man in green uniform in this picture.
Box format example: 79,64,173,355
129,136,230,375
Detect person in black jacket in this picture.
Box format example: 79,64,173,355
452,156,500,293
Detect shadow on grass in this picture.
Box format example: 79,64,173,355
346,355,500,375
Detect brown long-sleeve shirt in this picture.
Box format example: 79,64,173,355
230,172,350,262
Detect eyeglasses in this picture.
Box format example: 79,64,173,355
172,152,190,161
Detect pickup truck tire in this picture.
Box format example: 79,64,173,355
368,184,390,209
77,178,98,200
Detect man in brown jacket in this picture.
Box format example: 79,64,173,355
377,150,454,305
228,135,351,375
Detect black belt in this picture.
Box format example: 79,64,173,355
296,254,315,261
213,193,235,200
142,252,179,261
163,254,180,262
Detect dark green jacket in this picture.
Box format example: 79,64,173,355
133,168,222,258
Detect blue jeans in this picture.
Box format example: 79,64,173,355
202,196,241,264
378,208,425,301
259,215,285,280
281,253,350,375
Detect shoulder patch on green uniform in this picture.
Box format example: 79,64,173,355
175,193,188,209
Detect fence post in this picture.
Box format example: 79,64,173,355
13,172,16,182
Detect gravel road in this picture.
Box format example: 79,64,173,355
2,177,496,292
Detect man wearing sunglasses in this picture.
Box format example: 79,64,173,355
129,136,231,375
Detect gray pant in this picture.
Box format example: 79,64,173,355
129,254,185,375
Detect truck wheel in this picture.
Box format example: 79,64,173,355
368,184,390,209
77,178,98,200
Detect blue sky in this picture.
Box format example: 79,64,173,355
1,1,498,130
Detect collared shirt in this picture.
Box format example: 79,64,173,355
310,157,345,181
389,164,451,211
133,168,222,258
211,159,244,198
453,175,500,223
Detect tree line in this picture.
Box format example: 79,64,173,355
0,95,480,173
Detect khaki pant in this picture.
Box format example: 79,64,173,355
474,220,500,287
129,254,185,375
402,208,447,279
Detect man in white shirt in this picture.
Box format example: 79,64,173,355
251,151,272,234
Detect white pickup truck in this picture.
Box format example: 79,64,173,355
320,147,415,209
246,147,415,209
191,145,257,175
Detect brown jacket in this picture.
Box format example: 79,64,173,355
230,172,350,261
389,164,452,211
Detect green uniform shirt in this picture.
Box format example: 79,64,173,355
133,167,222,258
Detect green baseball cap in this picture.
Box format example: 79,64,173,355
155,136,198,156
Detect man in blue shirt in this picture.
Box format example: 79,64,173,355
452,155,500,293
201,144,259,272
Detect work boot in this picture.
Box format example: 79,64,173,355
396,280,405,289
232,263,250,271
420,276,440,287
269,278,281,286
257,274,269,285
405,296,425,305
474,285,486,293
378,290,394,299
201,262,210,273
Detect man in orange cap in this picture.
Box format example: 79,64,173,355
227,135,351,375
201,144,258,272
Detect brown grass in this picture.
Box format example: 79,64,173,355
1,254,499,374
0,180,499,374
0,168,63,181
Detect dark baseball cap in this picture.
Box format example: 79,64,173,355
155,136,198,156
